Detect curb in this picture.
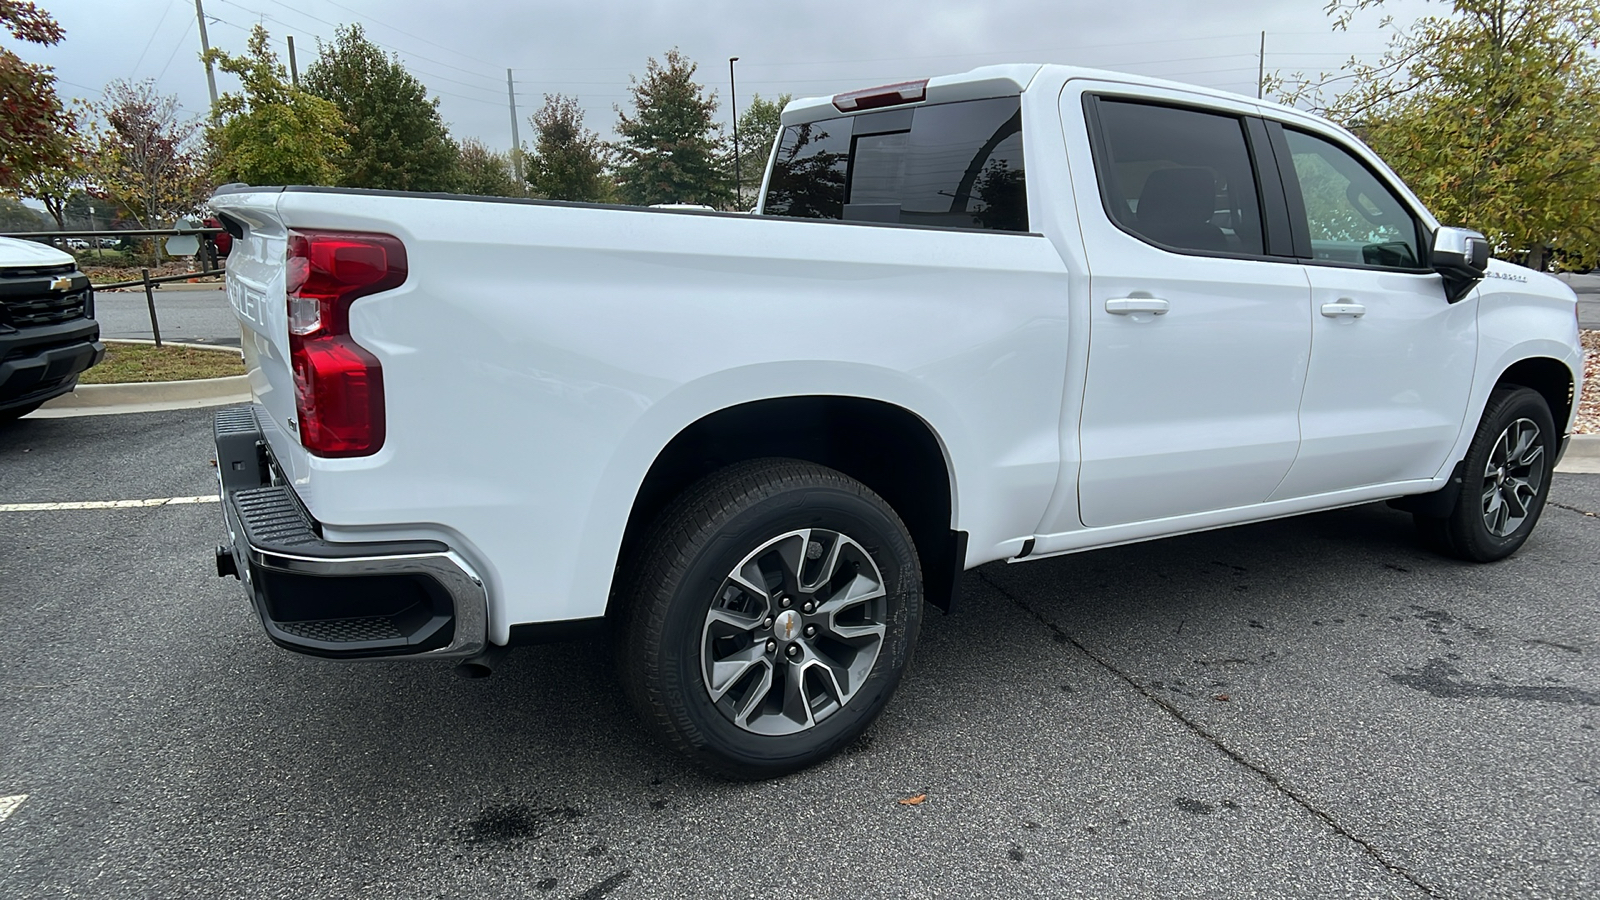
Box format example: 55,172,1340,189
1557,434,1600,473
32,375,250,418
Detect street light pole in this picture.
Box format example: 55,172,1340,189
729,56,741,209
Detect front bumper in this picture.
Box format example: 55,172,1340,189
0,318,103,413
213,405,488,660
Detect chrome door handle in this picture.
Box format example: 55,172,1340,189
1320,300,1366,318
1105,297,1170,315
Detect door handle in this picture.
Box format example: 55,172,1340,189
1320,300,1366,318
1105,297,1170,315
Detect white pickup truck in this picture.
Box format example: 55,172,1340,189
210,64,1584,778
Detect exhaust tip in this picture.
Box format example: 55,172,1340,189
454,662,495,679
453,645,509,679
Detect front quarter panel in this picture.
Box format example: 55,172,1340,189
1446,262,1583,469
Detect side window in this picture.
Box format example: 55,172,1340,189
764,120,851,220
762,97,1027,232
1283,129,1421,269
1091,99,1265,256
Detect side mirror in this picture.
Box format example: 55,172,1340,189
1431,226,1490,303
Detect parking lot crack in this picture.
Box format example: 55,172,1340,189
978,568,1439,898
1546,500,1597,519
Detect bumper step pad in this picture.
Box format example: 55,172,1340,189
215,405,461,659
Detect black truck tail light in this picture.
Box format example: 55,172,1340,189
285,230,407,457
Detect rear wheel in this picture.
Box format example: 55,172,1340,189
1414,386,1557,562
618,458,922,779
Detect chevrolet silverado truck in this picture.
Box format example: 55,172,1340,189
0,236,102,422
208,65,1584,778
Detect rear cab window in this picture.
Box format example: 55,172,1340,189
763,96,1028,232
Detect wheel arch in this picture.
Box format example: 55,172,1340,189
607,395,965,616
1495,356,1576,435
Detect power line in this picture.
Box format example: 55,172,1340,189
131,0,179,77
155,18,197,84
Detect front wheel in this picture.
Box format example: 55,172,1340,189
1415,386,1557,562
618,459,923,779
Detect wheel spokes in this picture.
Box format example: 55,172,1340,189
707,644,770,703
701,527,890,736
1479,417,1546,538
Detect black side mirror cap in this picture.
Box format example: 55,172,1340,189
1431,226,1490,303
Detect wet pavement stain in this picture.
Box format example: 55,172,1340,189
1524,638,1582,654
1390,659,1598,706
458,804,583,845
573,870,631,899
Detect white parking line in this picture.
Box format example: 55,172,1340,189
0,496,219,512
0,795,26,826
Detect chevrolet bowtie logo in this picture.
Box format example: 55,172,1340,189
50,276,73,291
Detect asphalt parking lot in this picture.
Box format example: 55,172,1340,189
1,409,1596,899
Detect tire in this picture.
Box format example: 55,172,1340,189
618,458,923,780
0,402,44,424
1414,386,1557,562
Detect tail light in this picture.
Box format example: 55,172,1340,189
285,230,407,457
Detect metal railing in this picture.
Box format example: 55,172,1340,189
2,227,229,348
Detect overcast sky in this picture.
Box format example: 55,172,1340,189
19,0,1433,149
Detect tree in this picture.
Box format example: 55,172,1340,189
0,195,49,230
528,94,609,202
454,138,521,197
613,49,730,207
0,1,76,191
84,80,207,229
303,24,458,192
23,96,91,229
1273,0,1600,270
731,92,789,206
207,25,349,187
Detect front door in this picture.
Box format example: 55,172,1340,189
1074,96,1312,527
1266,126,1477,499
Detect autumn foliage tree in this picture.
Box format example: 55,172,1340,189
207,25,348,187
0,0,76,191
613,49,730,207
83,81,208,229
454,138,521,197
527,93,608,202
1274,0,1600,269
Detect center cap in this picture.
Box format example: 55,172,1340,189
774,609,802,642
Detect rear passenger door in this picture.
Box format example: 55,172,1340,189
1070,90,1312,527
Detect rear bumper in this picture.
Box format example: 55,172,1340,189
213,404,488,660
0,318,103,413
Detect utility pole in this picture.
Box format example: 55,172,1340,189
287,35,299,88
729,57,741,209
1257,31,1266,99
506,69,524,185
194,0,219,112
